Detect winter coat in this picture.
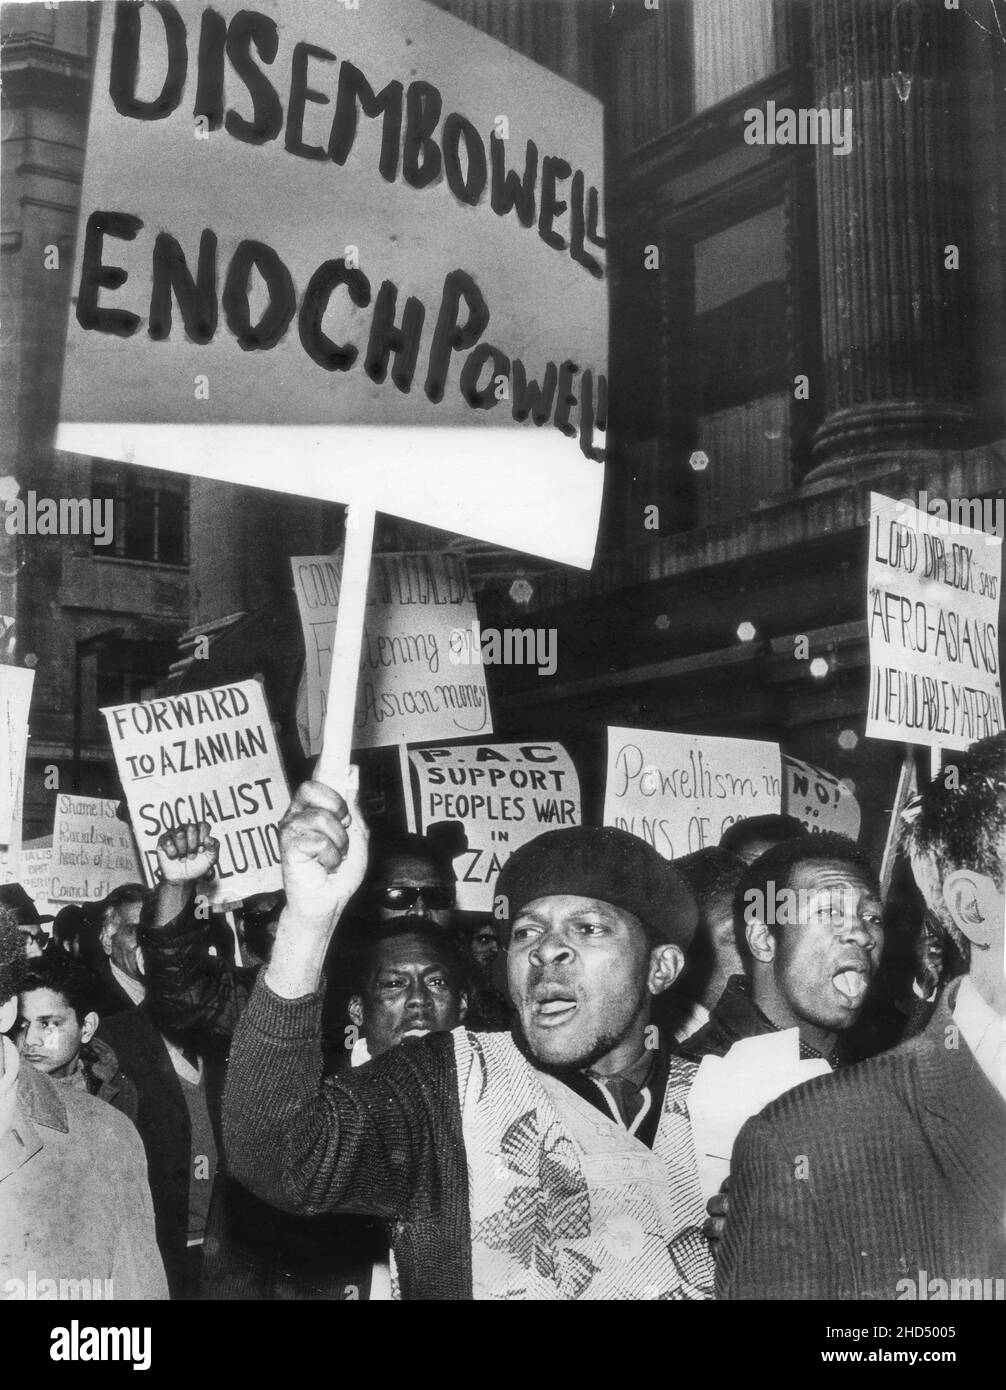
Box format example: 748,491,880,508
1,1058,167,1300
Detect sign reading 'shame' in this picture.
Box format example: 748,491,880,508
57,0,607,568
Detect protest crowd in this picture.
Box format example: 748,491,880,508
2,727,1002,1301
1,0,1004,1317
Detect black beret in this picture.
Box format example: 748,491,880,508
495,827,698,950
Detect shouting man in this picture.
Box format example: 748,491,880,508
680,833,884,1067
224,775,714,1300
717,733,1006,1299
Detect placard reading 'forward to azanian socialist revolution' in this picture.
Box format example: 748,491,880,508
603,727,782,859
293,551,490,754
409,742,580,912
866,493,1002,751
102,680,289,905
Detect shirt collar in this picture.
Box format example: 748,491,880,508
53,1056,88,1093
953,976,1006,1103
737,976,841,1069
15,1055,68,1132
162,1034,203,1085
586,1046,655,1093
671,999,711,1044
110,961,146,1007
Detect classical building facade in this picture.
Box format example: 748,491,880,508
474,0,1006,860
2,0,1003,856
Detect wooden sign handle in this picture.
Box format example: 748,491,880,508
879,747,916,903
399,744,418,834
316,507,375,791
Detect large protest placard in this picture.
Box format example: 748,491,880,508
409,742,580,912
603,727,781,859
1,666,34,848
50,795,143,903
56,0,607,568
102,680,289,904
782,754,861,839
866,493,1003,751
293,551,490,754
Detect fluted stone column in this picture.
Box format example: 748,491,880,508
808,0,975,478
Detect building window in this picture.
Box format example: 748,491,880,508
76,632,178,746
91,463,189,565
615,0,788,156
656,198,797,529
692,0,776,113
692,204,788,416
95,636,178,712
614,1,689,155
689,204,791,523
428,0,595,91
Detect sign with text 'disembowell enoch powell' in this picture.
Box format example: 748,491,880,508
102,679,290,905
866,493,1003,752
56,0,607,568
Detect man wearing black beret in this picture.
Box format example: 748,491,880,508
496,826,700,1127
224,778,715,1300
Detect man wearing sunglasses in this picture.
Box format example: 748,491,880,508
364,833,457,930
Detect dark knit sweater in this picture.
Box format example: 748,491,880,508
139,902,256,1047
224,976,472,1300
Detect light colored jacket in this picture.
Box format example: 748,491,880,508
1,1056,167,1300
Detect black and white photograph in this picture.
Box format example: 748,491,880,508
0,0,1003,1351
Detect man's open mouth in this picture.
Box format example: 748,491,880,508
401,1026,431,1039
832,965,869,1004
531,989,578,1026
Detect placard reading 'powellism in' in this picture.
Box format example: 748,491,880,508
603,727,782,859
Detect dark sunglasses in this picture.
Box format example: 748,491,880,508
371,885,455,912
